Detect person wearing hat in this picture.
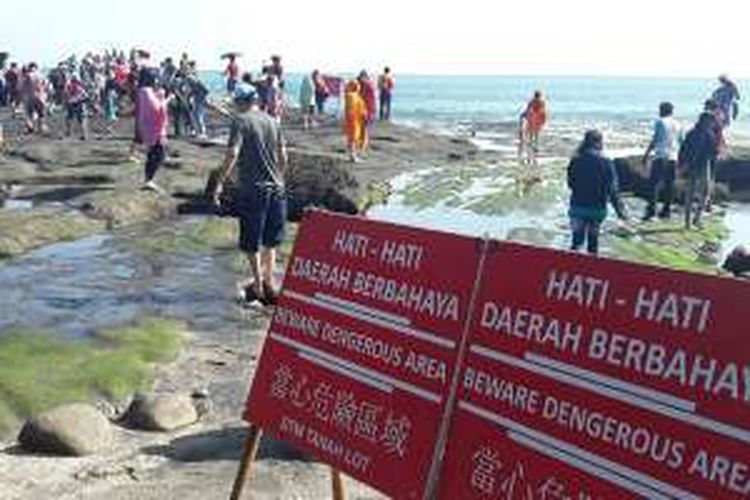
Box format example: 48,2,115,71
211,83,288,305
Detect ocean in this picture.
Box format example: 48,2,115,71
203,72,750,153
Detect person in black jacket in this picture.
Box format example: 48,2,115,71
567,130,627,255
679,112,719,230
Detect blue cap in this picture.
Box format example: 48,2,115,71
233,83,257,104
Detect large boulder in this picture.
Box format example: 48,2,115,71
723,246,750,277
202,150,360,222
614,154,750,203
122,393,198,431
18,403,115,456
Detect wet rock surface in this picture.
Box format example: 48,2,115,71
0,107,479,258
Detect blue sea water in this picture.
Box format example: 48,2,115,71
203,72,750,147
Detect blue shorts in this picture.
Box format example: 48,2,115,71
237,187,287,253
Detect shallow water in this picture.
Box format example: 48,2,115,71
369,157,750,266
0,199,34,210
0,217,250,340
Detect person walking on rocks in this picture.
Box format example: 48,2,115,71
358,70,377,150
103,68,119,134
711,75,740,128
5,63,21,116
567,130,627,255
679,112,719,230
377,66,394,121
224,54,240,95
211,83,288,306
702,99,727,213
299,71,316,129
22,63,47,134
137,69,172,193
65,74,89,140
313,70,329,115
641,102,682,221
186,62,209,138
344,79,367,162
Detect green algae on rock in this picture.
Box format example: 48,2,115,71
602,215,729,274
0,207,107,259
116,218,238,257
0,317,189,437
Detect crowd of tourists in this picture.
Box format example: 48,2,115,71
0,49,211,142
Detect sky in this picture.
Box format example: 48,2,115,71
3,0,750,78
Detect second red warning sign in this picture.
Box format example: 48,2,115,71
439,242,750,500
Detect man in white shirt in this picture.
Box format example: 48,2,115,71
641,102,682,221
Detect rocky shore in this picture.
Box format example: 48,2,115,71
2,103,750,499
0,106,479,499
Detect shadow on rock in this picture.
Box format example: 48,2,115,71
27,186,114,204
141,427,310,463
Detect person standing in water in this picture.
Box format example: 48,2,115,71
641,102,682,221
519,90,548,171
567,130,627,255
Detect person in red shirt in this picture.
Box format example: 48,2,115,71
225,54,240,95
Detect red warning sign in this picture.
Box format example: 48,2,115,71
244,210,483,499
438,242,750,499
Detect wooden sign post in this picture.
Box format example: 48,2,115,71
230,424,347,500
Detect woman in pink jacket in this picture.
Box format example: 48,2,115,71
136,69,172,192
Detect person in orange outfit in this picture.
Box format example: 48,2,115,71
344,79,367,162
519,90,548,171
